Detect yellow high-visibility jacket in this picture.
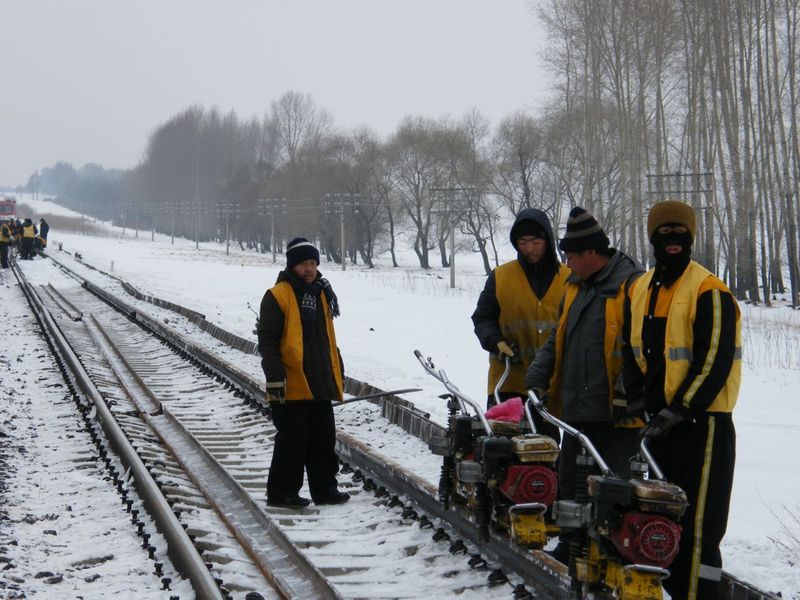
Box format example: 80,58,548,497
628,261,741,413
488,262,570,395
270,281,343,401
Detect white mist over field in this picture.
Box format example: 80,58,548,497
3,196,799,597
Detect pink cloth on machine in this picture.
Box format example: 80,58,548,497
485,396,523,422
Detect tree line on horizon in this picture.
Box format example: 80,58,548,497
24,0,800,307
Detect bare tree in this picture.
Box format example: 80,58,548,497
491,111,545,215
269,91,334,165
386,116,450,269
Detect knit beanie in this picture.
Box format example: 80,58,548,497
286,237,320,268
647,200,696,241
558,207,610,253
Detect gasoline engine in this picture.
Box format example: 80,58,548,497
529,390,688,600
415,350,689,600
417,350,560,546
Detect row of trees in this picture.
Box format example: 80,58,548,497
45,94,562,275
536,0,800,305
31,1,800,306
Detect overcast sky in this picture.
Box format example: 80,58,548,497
0,0,553,187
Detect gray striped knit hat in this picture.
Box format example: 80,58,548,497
558,207,610,253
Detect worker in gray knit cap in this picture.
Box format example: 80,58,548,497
525,206,644,564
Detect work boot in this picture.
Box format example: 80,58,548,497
313,490,350,505
266,495,311,508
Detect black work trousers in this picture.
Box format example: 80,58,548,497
648,413,735,600
0,242,8,268
266,400,340,502
21,238,34,260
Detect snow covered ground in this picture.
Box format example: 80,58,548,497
2,196,799,598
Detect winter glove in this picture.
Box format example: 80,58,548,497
266,378,286,404
496,340,520,362
612,397,646,429
531,387,550,409
640,406,692,438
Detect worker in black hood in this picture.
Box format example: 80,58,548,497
471,207,570,439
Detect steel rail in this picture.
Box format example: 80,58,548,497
10,260,223,600
39,282,83,320
335,430,571,598
86,315,342,599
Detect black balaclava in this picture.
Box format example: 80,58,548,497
652,223,692,278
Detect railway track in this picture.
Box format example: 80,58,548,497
9,251,779,599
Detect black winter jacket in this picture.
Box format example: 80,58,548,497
257,269,342,402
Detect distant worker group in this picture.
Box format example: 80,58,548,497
0,217,49,267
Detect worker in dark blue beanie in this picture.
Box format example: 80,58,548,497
257,236,349,508
285,237,320,268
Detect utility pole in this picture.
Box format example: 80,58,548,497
194,165,200,251
169,201,176,245
259,198,287,263
223,200,231,256
431,186,476,288
324,192,359,271
216,200,237,256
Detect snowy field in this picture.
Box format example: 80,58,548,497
3,196,799,597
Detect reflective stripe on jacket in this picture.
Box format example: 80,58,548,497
270,281,343,401
628,261,741,413
488,262,570,395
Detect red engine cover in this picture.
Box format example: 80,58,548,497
499,465,558,506
608,512,682,568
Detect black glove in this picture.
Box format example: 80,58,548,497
531,387,550,408
266,378,286,404
641,406,692,438
612,397,645,428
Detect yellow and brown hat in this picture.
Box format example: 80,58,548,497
647,200,696,240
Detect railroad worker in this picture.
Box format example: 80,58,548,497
37,218,49,250
471,207,568,440
20,217,37,260
623,200,740,600
524,206,644,562
12,219,23,256
257,236,350,508
0,219,12,268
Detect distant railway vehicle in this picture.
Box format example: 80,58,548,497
0,197,17,218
